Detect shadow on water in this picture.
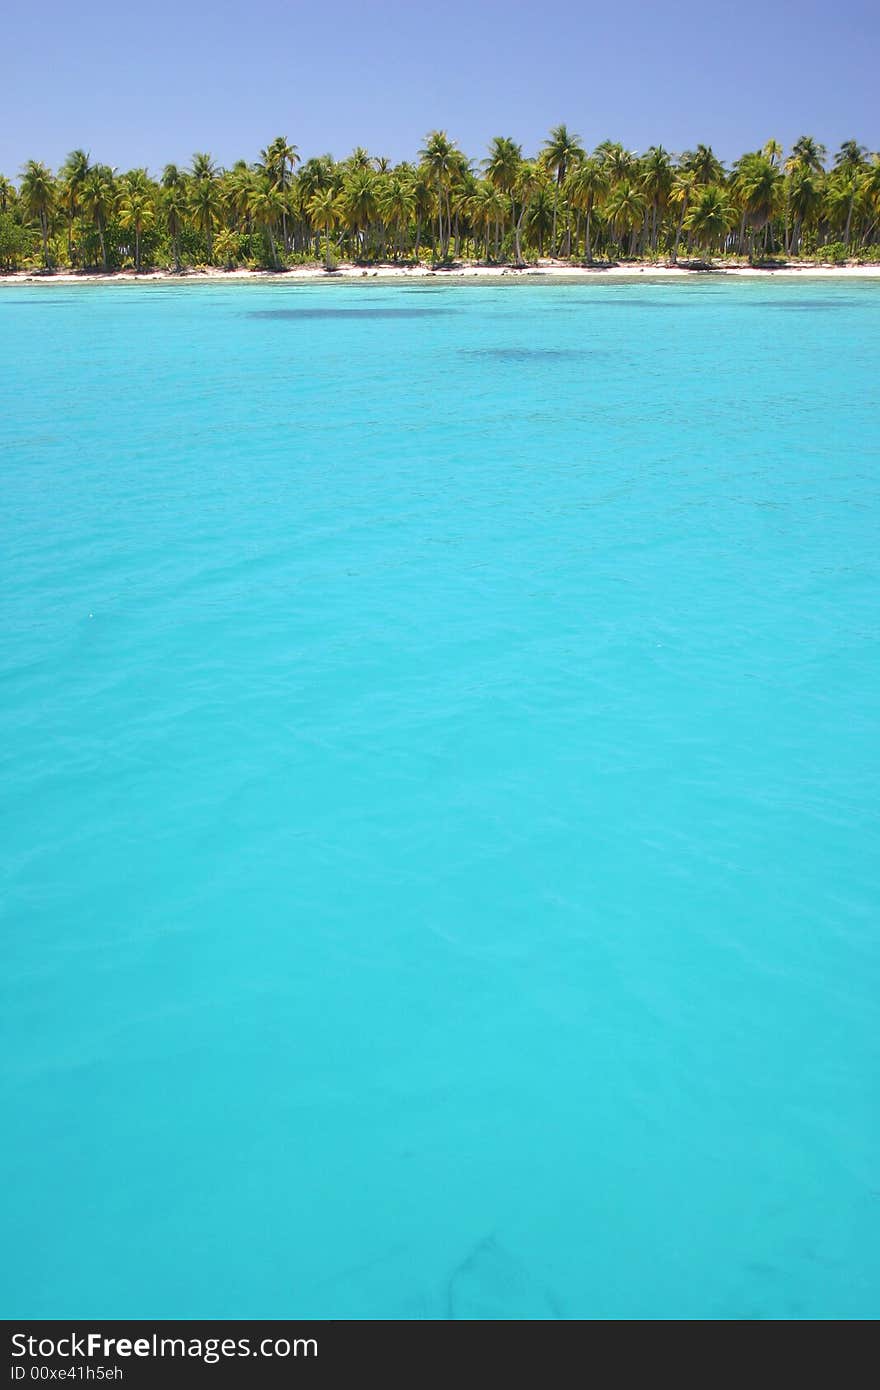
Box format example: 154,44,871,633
246,307,455,320
462,347,604,362
1,298,81,307
446,1235,563,1319
758,299,863,311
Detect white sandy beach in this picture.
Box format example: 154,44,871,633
2,258,879,285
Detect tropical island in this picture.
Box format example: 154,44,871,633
1,130,879,279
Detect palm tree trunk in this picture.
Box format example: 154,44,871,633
671,200,688,264
514,200,531,267
844,196,855,248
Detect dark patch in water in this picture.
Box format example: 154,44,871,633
585,297,682,307
247,307,454,320
463,347,597,361
2,297,80,306
446,1235,563,1319
761,299,860,311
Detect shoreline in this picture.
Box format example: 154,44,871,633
2,258,880,286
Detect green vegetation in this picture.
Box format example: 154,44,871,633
3,131,880,272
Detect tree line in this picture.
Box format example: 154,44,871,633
1,130,879,273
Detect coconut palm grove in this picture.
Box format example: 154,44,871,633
2,129,879,272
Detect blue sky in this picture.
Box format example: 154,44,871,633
3,0,878,176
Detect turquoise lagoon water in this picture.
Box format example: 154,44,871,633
1,276,878,1320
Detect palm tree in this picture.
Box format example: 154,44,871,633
484,136,521,257
161,181,188,272
685,184,735,257
162,163,185,189
346,147,373,172
447,150,474,258
788,136,826,173
377,173,415,259
213,227,242,270
641,146,673,252
542,124,584,255
19,160,56,266
683,144,724,185
668,168,696,263
79,164,115,269
596,141,637,182
784,139,825,254
419,131,457,261
247,180,285,268
824,169,856,248
787,166,823,254
188,178,221,262
733,152,782,255
861,157,880,246
762,139,783,168
468,181,508,261
59,149,90,264
512,161,542,266
158,165,188,271
566,158,607,263
526,180,555,256
409,165,434,260
190,152,218,181
223,162,258,232
117,176,155,271
837,139,869,170
604,178,647,256
260,136,299,248
307,187,343,269
298,155,335,202
297,155,336,253
341,166,377,260
188,153,221,260
261,136,299,187
834,141,869,245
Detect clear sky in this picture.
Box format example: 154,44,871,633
3,0,878,176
